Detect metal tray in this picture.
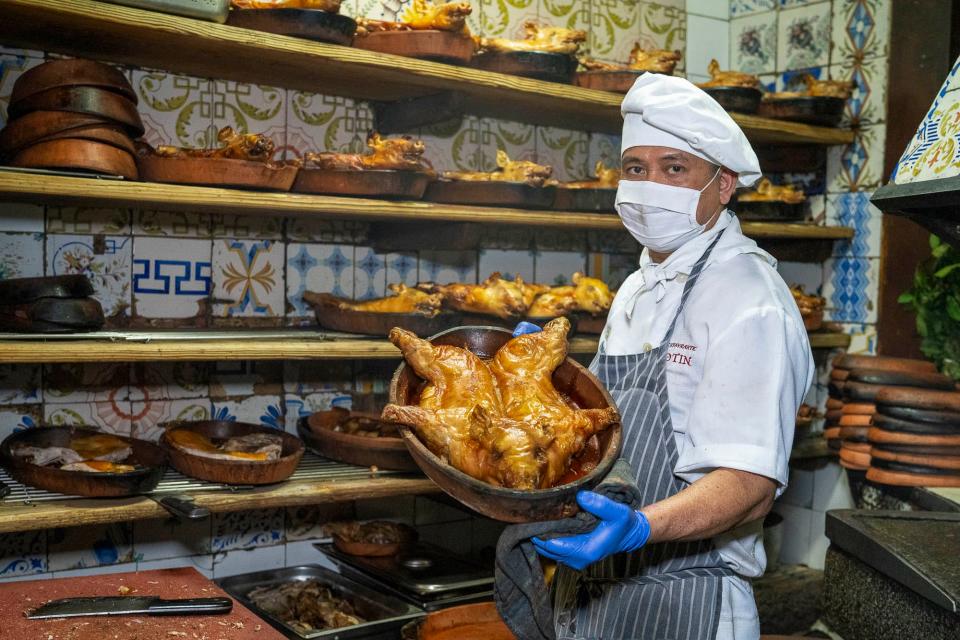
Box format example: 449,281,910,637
217,565,424,640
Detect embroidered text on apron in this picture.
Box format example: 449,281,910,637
553,230,734,640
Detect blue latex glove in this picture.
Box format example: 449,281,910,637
512,321,543,337
532,491,651,570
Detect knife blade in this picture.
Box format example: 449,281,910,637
26,596,233,619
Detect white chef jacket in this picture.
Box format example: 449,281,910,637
600,210,814,638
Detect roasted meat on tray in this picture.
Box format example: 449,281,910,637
356,0,472,34
441,150,552,186
698,59,760,89
579,44,682,74
11,433,136,473
247,580,364,634
300,132,431,173
139,126,278,163
383,317,619,489
231,0,343,9
476,21,586,55
527,272,613,317
552,161,620,190
738,178,806,204
165,429,283,462
418,272,541,319
325,520,417,545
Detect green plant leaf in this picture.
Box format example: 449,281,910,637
934,263,960,278
897,293,914,304
949,297,960,322
930,234,941,250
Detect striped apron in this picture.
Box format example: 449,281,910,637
553,230,733,640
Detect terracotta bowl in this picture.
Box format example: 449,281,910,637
401,602,516,640
297,409,419,472
388,325,622,523
160,420,304,485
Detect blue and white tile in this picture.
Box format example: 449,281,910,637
285,503,355,541
210,213,284,241
43,400,134,436
588,252,637,290
687,14,732,78
133,517,212,561
43,363,129,404
0,53,43,127
212,545,286,579
131,397,211,442
283,391,352,433
45,207,130,235
286,243,355,317
0,531,46,578
826,123,887,192
478,249,534,282
829,55,888,126
210,80,286,161
892,93,960,185
0,364,41,405
47,523,134,571
386,252,418,287
822,257,879,324
0,405,41,442
209,360,283,398
0,232,42,280
134,209,212,238
826,191,882,258
534,251,587,285
769,65,828,93
807,194,826,223
838,321,878,355
730,0,776,17
133,236,212,320
132,362,210,401
212,509,285,553
730,10,778,75
777,2,831,72
353,246,387,301
212,239,284,318
46,234,132,320
418,250,478,284
211,394,283,429
0,202,44,232
830,0,890,64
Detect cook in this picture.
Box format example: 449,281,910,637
531,75,815,639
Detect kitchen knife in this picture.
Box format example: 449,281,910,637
26,596,233,619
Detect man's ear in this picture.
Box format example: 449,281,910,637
718,168,738,205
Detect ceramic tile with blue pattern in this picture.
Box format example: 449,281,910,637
211,394,283,429
829,56,887,126
478,249,534,283
285,503,355,541
892,85,960,185
730,11,777,75
730,0,776,17
0,364,41,405
826,123,886,192
838,321,878,355
286,243,355,317
0,531,46,578
826,192,881,258
386,252,418,289
46,234,132,321
777,2,831,72
830,0,890,65
0,405,41,443
133,236,212,320
133,517,212,561
0,232,42,280
418,250,478,284
212,239,284,318
534,251,587,285
353,246,387,301
212,509,285,553
47,523,134,571
773,65,827,92
822,256,878,324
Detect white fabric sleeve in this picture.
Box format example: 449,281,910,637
674,305,813,497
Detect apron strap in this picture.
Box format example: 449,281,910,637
660,224,726,346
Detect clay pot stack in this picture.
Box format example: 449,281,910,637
867,386,960,487
0,58,143,179
0,275,104,333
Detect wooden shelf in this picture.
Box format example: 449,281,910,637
0,171,856,241
0,0,853,144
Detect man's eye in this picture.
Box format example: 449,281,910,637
626,166,644,175
667,165,684,174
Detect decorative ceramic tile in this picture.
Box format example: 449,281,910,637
285,503,355,541
477,0,538,37
541,0,592,56
0,202,44,233
132,236,212,320
44,401,134,436
826,123,886,192
46,234,132,320
892,91,960,185
638,2,686,69
943,57,960,95
0,53,43,127
479,118,538,169
419,116,484,174
0,405,41,442
534,251,587,285
131,397,211,442
687,14,730,79
686,0,726,18
210,80,285,160
283,391,352,433
830,0,890,64
537,126,589,182
829,56,888,126
353,246,387,300
418,250,478,284
286,218,369,244
730,0,776,17
286,243,355,317
43,363,129,404
211,545,285,579
132,362,210,401
133,209,212,238
133,518,212,561
212,509,284,552
209,361,283,398
777,2,831,72
286,92,373,160
822,256,879,323
210,213,283,240
0,232,42,280
47,523,134,571
0,364,41,405
45,207,130,235
478,249,534,282
588,252,637,289
0,531,46,578
386,252,418,287
211,394,283,428
212,239,284,318
730,10,777,74
588,133,621,171
132,69,214,148
283,361,354,395
826,191,882,258
838,321,878,355
589,0,638,63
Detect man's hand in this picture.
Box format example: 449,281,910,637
532,491,651,570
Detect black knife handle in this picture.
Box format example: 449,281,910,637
157,494,211,520
147,597,233,615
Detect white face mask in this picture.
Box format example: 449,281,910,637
615,167,722,253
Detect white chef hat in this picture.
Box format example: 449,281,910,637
620,74,761,188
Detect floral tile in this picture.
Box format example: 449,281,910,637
537,126,589,182
287,243,355,316
588,133,621,171
0,53,43,127
0,531,46,578
0,202,43,233
730,10,777,75
210,80,286,160
588,252,637,289
283,391,353,433
638,2,686,71
822,256,879,323
133,517,212,561
43,363,129,404
212,509,285,552
477,0,538,38
0,404,40,443
286,92,373,161
45,207,130,235
131,69,214,149
47,523,134,571
131,397,211,442
134,210,212,238
285,503,355,541
588,0,637,63
534,250,587,285
688,14,731,77
418,250,478,284
838,321,878,355
282,361,354,395
478,249,534,282
132,236,212,320
0,232,43,280
132,362,210,401
541,0,592,56
44,401,134,436
46,234,132,320
353,246,387,301
826,191,882,258
419,116,484,174
830,0,890,64
211,394,284,429
777,1,831,72
209,213,283,240
892,90,959,185
0,364,41,405
829,57,887,126
826,122,886,192
730,0,776,17
212,239,284,318
209,361,283,398
386,252,418,287
479,118,538,169
286,218,369,244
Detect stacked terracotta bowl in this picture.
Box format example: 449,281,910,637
826,355,948,471
868,386,960,487
0,58,143,179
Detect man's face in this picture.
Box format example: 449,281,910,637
621,146,738,225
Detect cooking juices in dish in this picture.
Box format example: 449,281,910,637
165,429,284,462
